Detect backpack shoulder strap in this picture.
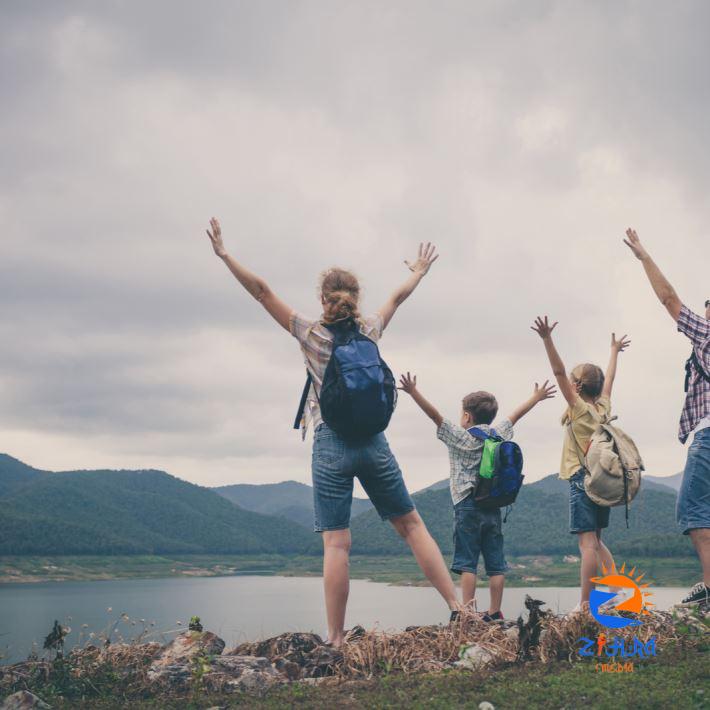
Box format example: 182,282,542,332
293,371,312,430
467,427,491,441
686,348,710,391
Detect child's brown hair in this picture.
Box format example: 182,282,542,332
462,391,498,425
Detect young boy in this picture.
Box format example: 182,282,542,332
398,372,556,620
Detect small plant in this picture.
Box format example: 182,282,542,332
188,616,203,632
191,649,213,692
43,620,68,658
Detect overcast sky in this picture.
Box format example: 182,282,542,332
1,1,708,493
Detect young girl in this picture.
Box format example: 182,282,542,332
205,218,459,646
531,316,630,610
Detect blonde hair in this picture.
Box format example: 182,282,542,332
319,268,361,324
571,363,605,400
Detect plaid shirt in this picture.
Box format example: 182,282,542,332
437,418,514,505
677,305,710,443
290,312,384,436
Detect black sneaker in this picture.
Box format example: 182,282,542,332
482,611,504,622
680,582,710,606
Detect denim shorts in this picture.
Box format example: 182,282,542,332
311,423,415,532
677,427,710,535
569,469,610,534
451,493,507,576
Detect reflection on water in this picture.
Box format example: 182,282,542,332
0,576,686,664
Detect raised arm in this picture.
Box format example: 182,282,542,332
602,332,631,399
531,316,578,407
507,381,556,425
205,218,292,332
377,243,439,329
398,372,443,427
623,228,682,321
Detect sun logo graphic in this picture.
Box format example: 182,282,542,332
589,562,655,629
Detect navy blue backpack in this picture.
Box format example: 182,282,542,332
293,318,397,439
467,427,524,510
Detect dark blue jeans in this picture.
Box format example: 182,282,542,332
677,427,710,535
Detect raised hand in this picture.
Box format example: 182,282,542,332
398,372,418,394
531,316,558,339
533,380,557,402
611,332,631,352
404,243,439,276
205,217,227,258
623,228,647,261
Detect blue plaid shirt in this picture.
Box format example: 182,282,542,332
437,418,514,505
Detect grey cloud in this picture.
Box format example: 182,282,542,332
1,1,706,489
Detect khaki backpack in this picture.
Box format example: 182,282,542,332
568,414,644,525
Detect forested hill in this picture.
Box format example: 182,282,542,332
350,474,693,558
0,455,312,555
214,480,372,528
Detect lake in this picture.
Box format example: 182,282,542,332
0,576,685,664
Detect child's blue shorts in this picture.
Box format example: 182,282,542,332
568,468,610,534
451,493,507,576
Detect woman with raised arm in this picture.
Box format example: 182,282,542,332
531,316,631,611
205,218,459,646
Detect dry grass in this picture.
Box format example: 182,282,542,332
338,610,518,678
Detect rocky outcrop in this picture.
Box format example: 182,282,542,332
230,632,343,679
146,630,281,693
201,656,282,693
144,629,343,692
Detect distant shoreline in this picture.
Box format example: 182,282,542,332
0,553,700,587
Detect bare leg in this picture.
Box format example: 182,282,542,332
390,510,458,610
596,531,615,573
488,574,505,614
577,531,600,603
461,572,477,608
322,529,351,647
689,528,710,586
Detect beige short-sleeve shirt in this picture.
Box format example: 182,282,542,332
559,395,611,479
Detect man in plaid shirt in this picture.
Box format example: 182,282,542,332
625,229,710,606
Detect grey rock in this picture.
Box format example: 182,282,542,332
148,630,225,686
148,631,224,682
1,691,51,710
203,655,282,694
302,644,343,678
455,643,495,670
229,632,338,679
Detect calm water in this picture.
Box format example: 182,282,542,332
0,576,685,664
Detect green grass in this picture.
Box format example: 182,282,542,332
41,647,710,709
0,554,701,587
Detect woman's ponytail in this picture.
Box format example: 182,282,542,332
320,268,361,324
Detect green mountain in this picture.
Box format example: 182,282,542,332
0,453,47,497
214,480,372,528
644,472,683,492
350,474,693,558
0,455,312,555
